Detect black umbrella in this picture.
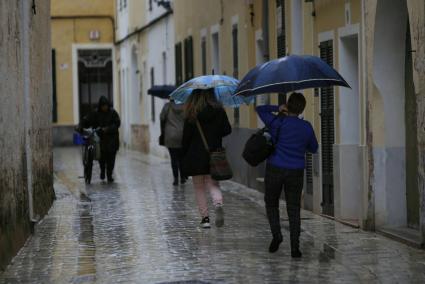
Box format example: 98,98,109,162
147,85,176,99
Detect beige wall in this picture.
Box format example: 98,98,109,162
51,0,114,16
51,0,115,125
174,0,264,128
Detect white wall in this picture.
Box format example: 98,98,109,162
116,0,129,41
339,33,359,144
290,0,303,55
145,4,175,157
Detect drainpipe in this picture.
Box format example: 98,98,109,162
22,0,38,223
262,0,270,104
361,0,375,231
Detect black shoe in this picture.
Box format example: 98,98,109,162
269,234,283,253
180,177,187,185
200,217,211,229
107,177,114,183
173,179,178,186
291,249,302,258
100,171,105,180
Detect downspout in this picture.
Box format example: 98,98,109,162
22,0,37,223
262,0,270,103
361,0,375,231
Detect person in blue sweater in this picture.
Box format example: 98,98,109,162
256,92,318,257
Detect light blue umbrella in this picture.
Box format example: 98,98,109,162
170,75,254,107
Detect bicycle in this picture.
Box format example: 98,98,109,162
74,128,101,184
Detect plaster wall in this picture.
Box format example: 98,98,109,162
0,0,54,270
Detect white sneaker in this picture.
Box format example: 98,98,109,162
215,205,224,227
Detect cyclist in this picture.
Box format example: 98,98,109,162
80,96,121,183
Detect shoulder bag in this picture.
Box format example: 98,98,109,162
196,120,233,181
242,116,283,167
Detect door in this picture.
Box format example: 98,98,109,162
405,22,419,229
78,49,113,121
319,40,335,216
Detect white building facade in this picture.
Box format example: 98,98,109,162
115,0,174,157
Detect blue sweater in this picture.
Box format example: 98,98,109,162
256,105,318,170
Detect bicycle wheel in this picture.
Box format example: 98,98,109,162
85,148,94,184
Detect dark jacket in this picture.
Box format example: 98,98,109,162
182,105,232,176
82,96,121,152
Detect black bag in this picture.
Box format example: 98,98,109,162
242,116,283,167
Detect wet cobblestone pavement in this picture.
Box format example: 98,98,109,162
1,147,425,283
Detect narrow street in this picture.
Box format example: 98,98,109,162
1,147,425,284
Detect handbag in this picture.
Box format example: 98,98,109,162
196,120,233,181
242,116,283,167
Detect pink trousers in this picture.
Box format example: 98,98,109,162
192,175,223,217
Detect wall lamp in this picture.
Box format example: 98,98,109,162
155,0,172,10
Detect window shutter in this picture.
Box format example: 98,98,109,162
319,40,335,216
188,36,194,80
175,42,183,85
184,37,194,82
151,67,155,122
201,37,207,75
305,153,313,194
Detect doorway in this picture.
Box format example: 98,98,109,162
373,0,418,229
405,21,419,229
337,30,361,222
77,49,113,121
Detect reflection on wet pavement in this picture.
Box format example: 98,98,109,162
1,147,425,283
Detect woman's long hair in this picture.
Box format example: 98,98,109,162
185,88,221,121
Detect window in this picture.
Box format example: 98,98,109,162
149,0,153,11
52,49,57,123
276,0,286,104
201,37,207,75
184,36,194,81
162,52,167,84
175,42,183,85
123,0,127,8
232,24,240,127
211,32,220,74
151,67,155,122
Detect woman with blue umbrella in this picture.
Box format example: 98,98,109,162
237,55,349,257
171,75,252,229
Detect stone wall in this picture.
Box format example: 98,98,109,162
0,0,55,271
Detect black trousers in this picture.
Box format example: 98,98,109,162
99,150,117,178
168,148,184,180
264,164,304,249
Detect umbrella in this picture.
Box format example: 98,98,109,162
147,85,176,99
170,75,254,108
234,55,350,97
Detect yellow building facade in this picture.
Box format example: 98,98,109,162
173,0,425,246
51,0,116,144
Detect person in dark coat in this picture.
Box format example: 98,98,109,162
81,96,121,183
181,89,232,229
